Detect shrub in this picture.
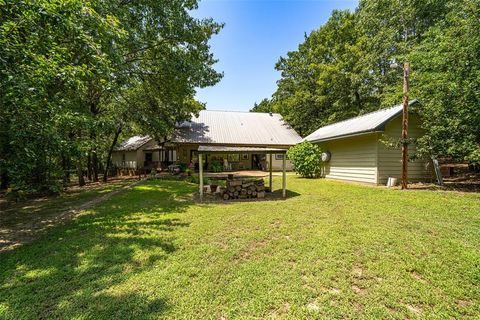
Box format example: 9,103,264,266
185,176,211,185
287,141,323,178
209,160,223,172
177,162,188,172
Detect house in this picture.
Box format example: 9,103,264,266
112,110,302,173
111,136,168,173
303,100,432,185
171,110,301,171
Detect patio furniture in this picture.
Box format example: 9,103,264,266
168,163,181,174
223,159,232,171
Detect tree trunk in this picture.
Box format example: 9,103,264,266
0,170,9,190
62,155,70,187
92,148,99,182
66,157,71,182
103,125,122,182
87,153,92,181
89,99,100,183
354,91,362,110
77,159,85,187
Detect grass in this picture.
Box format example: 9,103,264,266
0,178,135,226
0,176,479,319
0,178,138,252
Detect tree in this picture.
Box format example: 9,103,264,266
0,0,222,194
0,0,120,193
260,0,479,165
410,0,480,163
270,10,373,136
250,98,274,113
355,0,451,107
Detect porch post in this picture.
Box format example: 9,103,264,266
269,153,273,192
282,153,286,198
199,153,203,201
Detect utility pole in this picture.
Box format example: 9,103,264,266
401,62,410,190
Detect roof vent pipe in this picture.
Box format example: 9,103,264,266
269,112,273,116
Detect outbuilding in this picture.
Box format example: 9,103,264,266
304,100,432,185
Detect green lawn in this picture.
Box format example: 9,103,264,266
0,178,137,251
0,177,479,319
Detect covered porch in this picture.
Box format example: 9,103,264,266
197,146,288,201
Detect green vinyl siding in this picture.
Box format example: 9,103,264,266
317,134,378,184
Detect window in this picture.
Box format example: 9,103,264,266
145,153,153,162
228,154,240,161
275,154,288,160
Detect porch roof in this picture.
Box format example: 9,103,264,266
197,145,287,154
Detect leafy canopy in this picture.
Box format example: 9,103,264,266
257,0,480,164
0,0,222,194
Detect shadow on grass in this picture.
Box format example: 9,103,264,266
196,189,301,204
0,180,194,319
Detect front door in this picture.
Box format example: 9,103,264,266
145,152,153,162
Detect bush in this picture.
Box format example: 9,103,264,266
209,160,223,172
177,162,188,172
287,141,323,178
185,176,212,185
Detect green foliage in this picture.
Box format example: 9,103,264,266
250,98,274,113
0,0,222,194
265,10,373,136
209,160,223,173
184,175,200,184
258,0,479,164
177,163,188,172
287,141,323,178
409,0,480,162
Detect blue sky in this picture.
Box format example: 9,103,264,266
192,0,359,111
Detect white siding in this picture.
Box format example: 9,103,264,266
317,134,378,184
112,151,137,168
377,114,431,184
268,154,294,171
137,139,160,166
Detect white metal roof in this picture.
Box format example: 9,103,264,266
198,145,287,153
304,100,418,143
115,135,151,151
172,110,302,146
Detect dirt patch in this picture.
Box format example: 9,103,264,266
353,302,363,312
409,174,480,193
410,271,426,283
457,299,472,308
270,219,281,229
352,266,364,278
386,305,398,315
406,304,422,315
306,302,320,312
327,287,341,295
268,302,291,317
233,238,269,261
0,179,144,253
352,285,366,295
